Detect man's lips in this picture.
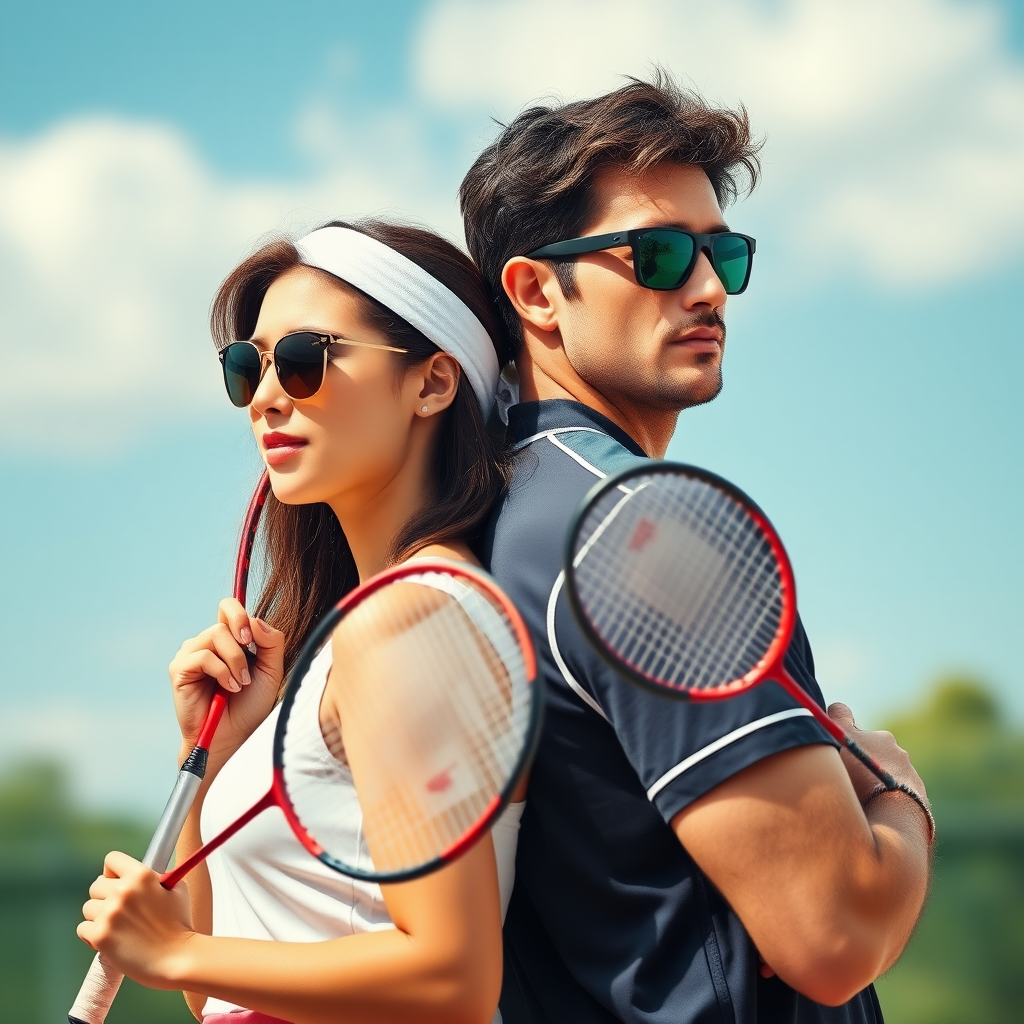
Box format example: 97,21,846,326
671,327,723,351
262,431,308,465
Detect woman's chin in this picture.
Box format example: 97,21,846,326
267,471,321,507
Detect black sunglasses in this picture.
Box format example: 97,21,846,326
527,227,756,295
219,331,410,409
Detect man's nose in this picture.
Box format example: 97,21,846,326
681,249,728,308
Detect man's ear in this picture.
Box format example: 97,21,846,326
502,257,562,334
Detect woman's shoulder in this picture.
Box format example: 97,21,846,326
403,541,481,568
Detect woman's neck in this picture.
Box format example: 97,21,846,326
326,432,436,582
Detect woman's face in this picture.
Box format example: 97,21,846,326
248,265,424,508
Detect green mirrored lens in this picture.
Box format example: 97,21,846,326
276,332,326,399
711,236,751,294
222,343,261,408
636,230,695,289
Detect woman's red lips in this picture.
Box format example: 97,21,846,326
263,431,307,449
262,432,308,466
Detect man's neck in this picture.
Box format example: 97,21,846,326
516,347,678,458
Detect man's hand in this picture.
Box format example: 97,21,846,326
77,851,196,990
828,702,929,807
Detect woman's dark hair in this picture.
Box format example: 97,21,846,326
210,219,512,673
459,71,763,355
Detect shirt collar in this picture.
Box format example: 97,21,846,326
505,400,648,457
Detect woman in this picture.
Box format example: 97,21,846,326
77,220,522,1024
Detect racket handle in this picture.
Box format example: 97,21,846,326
68,952,123,1024
67,759,206,1023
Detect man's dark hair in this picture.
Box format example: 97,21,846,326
459,71,762,355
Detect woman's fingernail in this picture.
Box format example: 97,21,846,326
240,626,253,645
241,667,252,687
229,677,242,692
254,617,270,631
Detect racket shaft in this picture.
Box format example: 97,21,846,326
69,474,267,1024
773,671,898,789
145,768,204,870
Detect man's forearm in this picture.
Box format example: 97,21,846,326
860,787,932,975
674,744,932,1005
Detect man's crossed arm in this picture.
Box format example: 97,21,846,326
673,703,932,1006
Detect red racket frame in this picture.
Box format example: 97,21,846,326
163,557,541,888
564,462,934,838
193,471,271,750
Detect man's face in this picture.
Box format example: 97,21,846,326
556,162,731,413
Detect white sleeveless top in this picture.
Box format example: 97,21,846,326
200,640,523,1019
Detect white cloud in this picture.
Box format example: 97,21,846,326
0,112,462,456
414,0,1024,283
4,1,1022,456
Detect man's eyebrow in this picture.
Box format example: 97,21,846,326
656,220,732,234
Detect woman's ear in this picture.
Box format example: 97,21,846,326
502,257,561,334
415,352,461,416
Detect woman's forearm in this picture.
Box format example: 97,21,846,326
160,791,502,1024
164,926,499,1024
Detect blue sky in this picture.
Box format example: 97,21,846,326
1,0,1022,812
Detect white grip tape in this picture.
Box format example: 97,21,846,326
68,951,123,1024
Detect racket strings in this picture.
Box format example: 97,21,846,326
573,473,784,693
281,573,530,874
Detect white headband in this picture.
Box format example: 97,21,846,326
295,226,499,416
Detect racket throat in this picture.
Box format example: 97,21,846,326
161,788,276,889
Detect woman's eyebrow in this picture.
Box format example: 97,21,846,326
247,327,343,348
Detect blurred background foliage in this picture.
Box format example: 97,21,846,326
1,675,1021,1023
874,677,1024,1023
0,762,188,1022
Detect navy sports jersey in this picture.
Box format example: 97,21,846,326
483,400,883,1024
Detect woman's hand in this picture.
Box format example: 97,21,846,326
169,599,285,763
77,852,195,990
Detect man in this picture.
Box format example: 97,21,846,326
460,75,933,1023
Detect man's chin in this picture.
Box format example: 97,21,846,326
656,368,723,411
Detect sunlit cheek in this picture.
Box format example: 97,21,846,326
316,369,408,481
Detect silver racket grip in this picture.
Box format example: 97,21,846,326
68,768,204,1023
145,768,204,870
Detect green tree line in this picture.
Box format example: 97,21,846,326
1,677,1021,1023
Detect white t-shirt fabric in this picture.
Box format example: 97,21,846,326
200,640,523,1020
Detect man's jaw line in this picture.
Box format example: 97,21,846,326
518,353,681,459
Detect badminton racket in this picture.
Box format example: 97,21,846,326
70,471,271,1024
160,557,540,892
563,462,933,834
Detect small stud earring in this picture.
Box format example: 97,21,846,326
421,405,429,413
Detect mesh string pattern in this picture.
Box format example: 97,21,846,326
282,570,532,877
572,471,787,694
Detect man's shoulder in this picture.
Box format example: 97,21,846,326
496,426,648,534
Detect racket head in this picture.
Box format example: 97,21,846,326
273,558,541,884
564,462,797,701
